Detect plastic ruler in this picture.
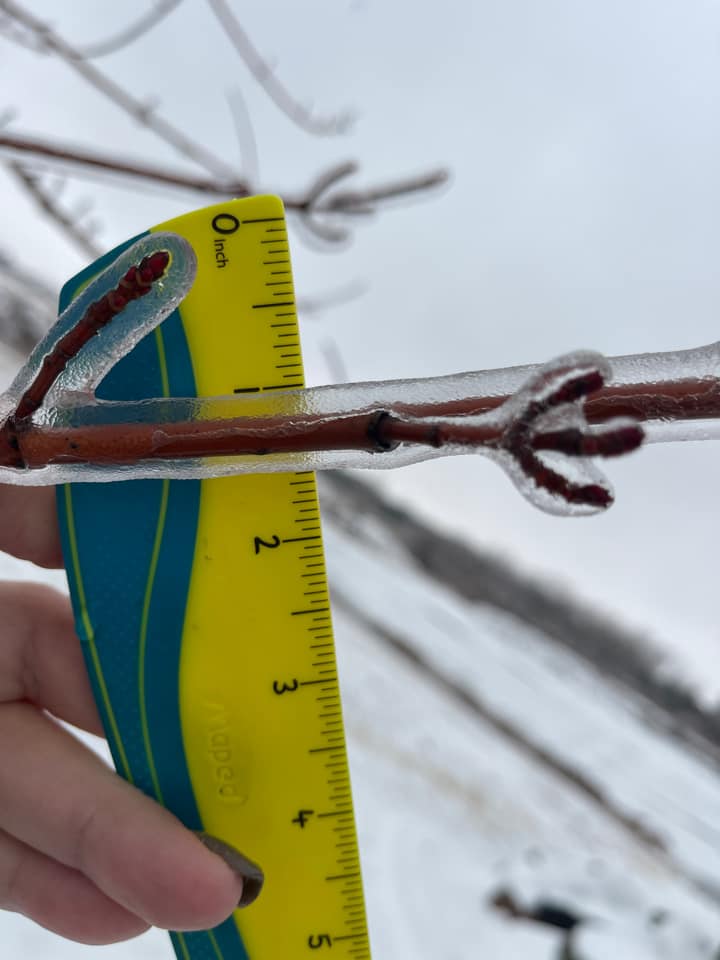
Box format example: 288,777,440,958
57,196,371,960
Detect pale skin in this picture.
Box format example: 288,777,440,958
0,486,244,944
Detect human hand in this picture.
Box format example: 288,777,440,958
0,486,245,944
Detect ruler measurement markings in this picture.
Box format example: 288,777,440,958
248,218,368,960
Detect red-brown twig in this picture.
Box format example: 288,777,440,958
0,247,711,513
0,262,705,513
0,249,171,466
0,327,642,512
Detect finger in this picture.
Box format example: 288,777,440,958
0,486,62,568
0,828,148,945
0,581,102,736
0,703,245,931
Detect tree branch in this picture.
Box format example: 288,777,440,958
207,0,353,136
6,161,101,258
0,0,236,180
73,0,183,60
0,130,448,239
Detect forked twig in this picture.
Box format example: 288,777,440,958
0,235,716,518
0,131,449,243
0,239,656,512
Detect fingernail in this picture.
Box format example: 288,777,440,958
197,832,265,908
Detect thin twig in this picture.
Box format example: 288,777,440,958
6,162,101,259
207,0,353,136
318,168,452,213
0,131,448,232
226,87,260,189
0,131,249,195
299,161,358,210
0,0,236,181
73,0,183,59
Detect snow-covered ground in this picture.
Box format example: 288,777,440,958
2,478,720,958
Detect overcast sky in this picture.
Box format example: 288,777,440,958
2,0,720,699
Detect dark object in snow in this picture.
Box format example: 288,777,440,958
490,888,583,931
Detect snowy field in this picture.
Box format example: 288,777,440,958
1,481,720,959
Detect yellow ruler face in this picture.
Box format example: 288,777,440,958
58,196,371,960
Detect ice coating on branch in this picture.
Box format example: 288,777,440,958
477,352,615,516
2,232,196,419
0,348,629,517
0,235,647,516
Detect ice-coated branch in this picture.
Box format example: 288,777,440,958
0,232,717,517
